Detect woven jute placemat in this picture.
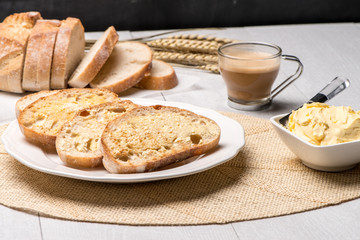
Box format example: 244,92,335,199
1,112,360,226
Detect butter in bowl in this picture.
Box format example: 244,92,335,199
270,102,360,172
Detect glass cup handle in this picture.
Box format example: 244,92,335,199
270,54,304,99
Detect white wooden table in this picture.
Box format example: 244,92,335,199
1,23,360,239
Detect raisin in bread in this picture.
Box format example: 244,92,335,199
56,100,138,168
18,88,118,150
101,105,221,173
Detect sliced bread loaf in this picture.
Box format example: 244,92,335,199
18,88,118,150
89,41,153,93
68,26,118,88
50,17,85,89
56,100,138,168
0,12,42,93
15,90,59,119
135,59,178,90
101,105,221,173
23,20,61,91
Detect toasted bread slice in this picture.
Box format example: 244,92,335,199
56,100,138,168
18,88,118,150
15,90,59,119
68,26,118,88
50,17,85,89
135,59,178,90
0,12,42,93
23,20,61,91
101,105,221,173
90,41,153,93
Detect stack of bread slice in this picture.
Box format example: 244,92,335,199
17,89,220,173
0,12,85,93
0,11,179,94
22,17,85,91
77,39,178,93
67,28,179,93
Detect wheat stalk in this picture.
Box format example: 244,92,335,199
152,51,219,73
146,34,236,73
153,51,218,65
195,64,219,73
146,38,221,54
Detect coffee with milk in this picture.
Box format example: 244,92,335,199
219,50,280,102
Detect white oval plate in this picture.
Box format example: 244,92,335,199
1,98,245,183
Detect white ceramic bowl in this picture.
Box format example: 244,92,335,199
270,114,360,172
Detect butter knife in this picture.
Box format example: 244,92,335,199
279,76,350,126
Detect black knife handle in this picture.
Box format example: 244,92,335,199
309,93,328,103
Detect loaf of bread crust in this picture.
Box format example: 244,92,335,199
101,105,221,173
135,59,178,90
68,26,118,88
56,100,138,168
23,20,61,91
50,17,85,89
90,41,153,93
15,90,59,119
0,12,42,93
18,88,118,150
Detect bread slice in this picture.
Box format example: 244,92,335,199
15,90,59,119
89,41,153,94
135,59,178,90
68,26,118,88
22,20,61,91
50,17,85,89
18,88,118,150
56,100,138,168
0,12,42,93
101,105,221,173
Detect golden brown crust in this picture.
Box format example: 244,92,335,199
2,12,41,28
18,123,57,151
68,26,118,88
101,105,221,173
56,100,139,168
0,12,42,45
18,88,118,151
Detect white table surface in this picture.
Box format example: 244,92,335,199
1,23,360,239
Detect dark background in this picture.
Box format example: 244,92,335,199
0,0,359,31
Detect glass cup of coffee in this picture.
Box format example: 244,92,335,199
218,42,303,110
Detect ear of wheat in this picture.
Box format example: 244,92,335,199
145,34,237,74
